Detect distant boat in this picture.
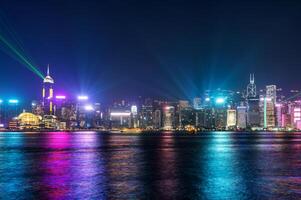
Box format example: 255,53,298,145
109,129,123,134
109,128,142,134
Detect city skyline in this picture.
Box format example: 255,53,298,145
1,67,301,132
0,66,298,104
3,1,301,200
1,0,301,101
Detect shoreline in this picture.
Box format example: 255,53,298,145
0,130,301,133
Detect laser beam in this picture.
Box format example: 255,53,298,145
0,33,44,79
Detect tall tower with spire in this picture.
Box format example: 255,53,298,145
42,65,54,115
246,73,256,98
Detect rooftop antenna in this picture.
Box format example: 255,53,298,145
47,64,50,76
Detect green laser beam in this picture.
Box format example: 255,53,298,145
0,33,44,79
0,11,38,67
2,27,37,67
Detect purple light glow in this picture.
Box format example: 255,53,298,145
78,96,88,100
110,112,131,116
56,95,66,99
84,105,94,111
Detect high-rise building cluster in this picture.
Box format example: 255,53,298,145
0,69,300,132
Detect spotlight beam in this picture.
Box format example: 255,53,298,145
0,33,44,79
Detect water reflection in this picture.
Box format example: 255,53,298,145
38,133,71,199
203,133,248,199
70,132,106,199
140,135,179,199
253,133,301,199
155,135,179,198
103,134,143,199
1,132,301,199
0,133,31,199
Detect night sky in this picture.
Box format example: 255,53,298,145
1,0,301,103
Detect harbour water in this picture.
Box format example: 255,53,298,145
1,131,301,199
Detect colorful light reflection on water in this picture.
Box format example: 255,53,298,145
1,132,301,199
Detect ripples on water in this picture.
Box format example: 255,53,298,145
1,132,301,199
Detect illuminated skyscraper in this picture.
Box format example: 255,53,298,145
178,100,195,129
246,74,256,98
131,105,139,128
292,107,301,129
203,108,215,129
266,85,277,104
140,98,153,129
237,105,247,129
193,97,202,110
226,109,236,129
109,111,131,129
163,106,175,130
31,100,44,116
215,108,227,130
275,103,283,128
291,102,301,130
247,98,260,128
42,65,54,115
260,96,275,128
153,109,162,129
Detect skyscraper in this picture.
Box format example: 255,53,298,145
153,109,162,129
131,105,139,128
292,107,301,129
260,96,275,128
178,100,194,129
42,65,54,115
237,105,247,129
163,106,175,130
247,74,256,98
215,108,227,130
193,97,202,110
226,109,236,129
247,98,260,128
275,103,283,128
139,98,153,128
266,85,277,104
